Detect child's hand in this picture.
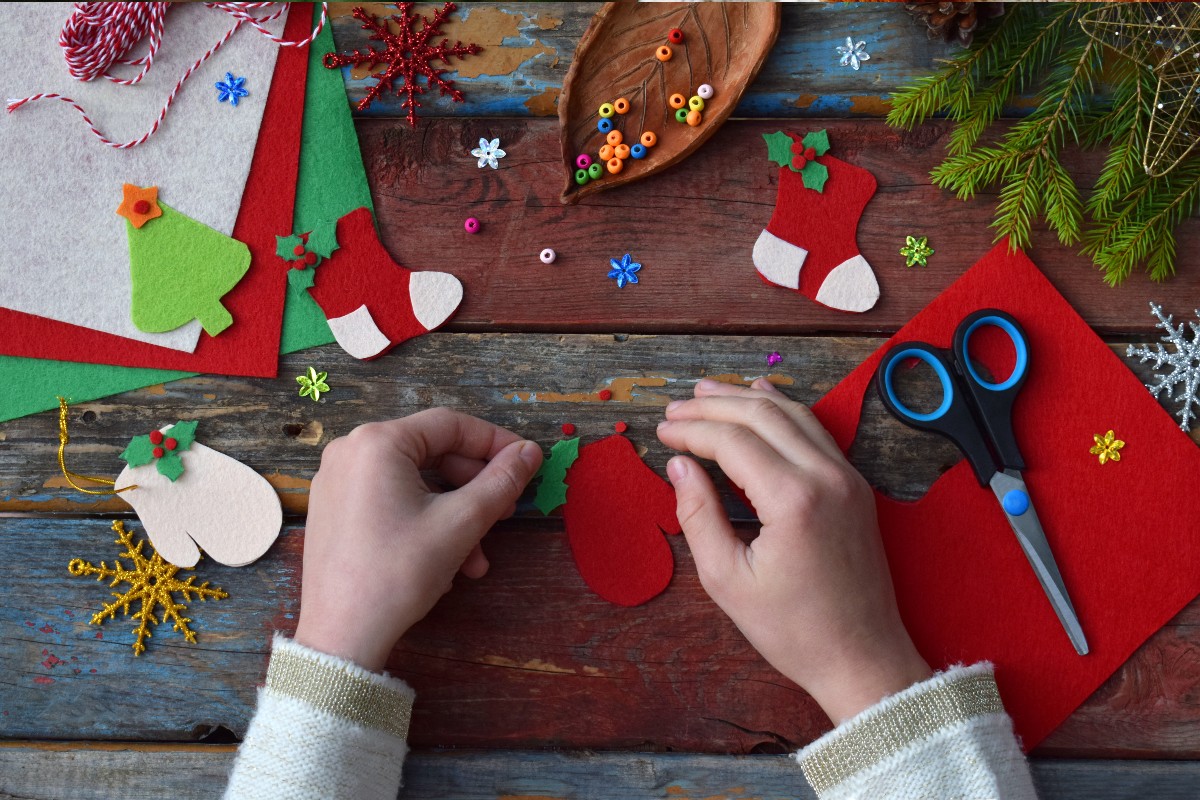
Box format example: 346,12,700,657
657,379,931,723
294,409,543,672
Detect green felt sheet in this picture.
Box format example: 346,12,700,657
0,6,366,423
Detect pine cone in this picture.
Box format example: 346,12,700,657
904,2,1005,46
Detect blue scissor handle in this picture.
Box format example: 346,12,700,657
951,309,1028,471
875,341,1002,485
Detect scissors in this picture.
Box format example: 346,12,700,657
874,309,1088,656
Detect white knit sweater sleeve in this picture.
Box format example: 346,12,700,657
797,663,1039,800
223,634,415,800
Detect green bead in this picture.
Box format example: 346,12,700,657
587,162,603,180
575,168,590,185
688,95,704,111
675,108,689,123
599,103,615,118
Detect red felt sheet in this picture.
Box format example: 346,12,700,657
811,242,1200,749
0,5,309,378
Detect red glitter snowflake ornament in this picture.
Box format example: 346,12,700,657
324,2,481,127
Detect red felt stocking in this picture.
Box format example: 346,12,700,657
753,150,880,313
562,434,682,607
298,207,463,360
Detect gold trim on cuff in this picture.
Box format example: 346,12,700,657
800,672,1005,794
266,646,413,740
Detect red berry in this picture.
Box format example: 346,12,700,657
598,389,613,401
304,251,317,265
293,244,306,256
791,155,807,170
614,421,628,433
790,141,803,154
804,146,817,161
149,430,163,445
562,423,576,435
165,437,177,451
668,28,684,44
152,446,164,459
133,200,151,214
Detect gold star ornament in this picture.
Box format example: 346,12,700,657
1089,430,1126,465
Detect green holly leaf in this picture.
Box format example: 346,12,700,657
802,129,830,157
120,435,156,468
276,234,306,262
166,420,198,452
305,219,340,259
156,451,185,482
534,437,580,515
288,265,316,292
762,131,795,169
801,161,829,193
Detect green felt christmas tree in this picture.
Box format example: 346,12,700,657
120,184,251,336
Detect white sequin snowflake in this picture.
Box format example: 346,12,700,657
836,36,870,71
1127,302,1200,431
471,137,506,169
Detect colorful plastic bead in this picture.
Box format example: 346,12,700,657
614,143,630,160
686,109,702,127
630,143,647,159
668,28,684,45
656,45,672,62
598,117,614,134
540,248,557,264
613,97,630,114
576,153,592,169
688,95,704,111
606,129,623,147
640,131,657,147
599,102,615,118
587,162,603,180
574,168,589,185
561,422,576,435
668,93,686,109
464,217,480,234
599,143,615,162
675,108,689,123
614,420,629,433
697,83,714,100
607,157,623,174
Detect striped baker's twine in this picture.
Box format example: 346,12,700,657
6,2,328,150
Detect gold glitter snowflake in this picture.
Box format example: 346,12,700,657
1089,430,1125,465
900,235,934,268
69,521,228,656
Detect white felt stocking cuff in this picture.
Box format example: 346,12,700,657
796,663,1038,800
223,635,415,800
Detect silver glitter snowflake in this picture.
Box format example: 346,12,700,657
470,137,506,169
1126,302,1200,431
836,36,870,71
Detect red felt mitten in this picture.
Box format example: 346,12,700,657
562,434,682,606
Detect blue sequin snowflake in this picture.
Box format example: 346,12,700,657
215,73,249,107
607,253,641,288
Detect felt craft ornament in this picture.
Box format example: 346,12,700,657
753,129,881,313
276,207,463,360
561,434,681,607
119,184,251,337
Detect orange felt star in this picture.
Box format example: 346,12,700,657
116,184,162,229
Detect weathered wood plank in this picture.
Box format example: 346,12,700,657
353,118,1200,336
2,335,1193,516
330,3,971,120
1,514,1196,757
3,745,1200,800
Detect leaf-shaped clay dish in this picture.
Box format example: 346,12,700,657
559,2,781,204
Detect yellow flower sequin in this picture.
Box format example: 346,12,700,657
1089,430,1125,465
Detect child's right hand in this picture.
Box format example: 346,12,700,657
657,378,932,724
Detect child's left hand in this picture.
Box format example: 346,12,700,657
294,409,543,671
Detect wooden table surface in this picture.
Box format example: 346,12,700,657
3,3,1199,798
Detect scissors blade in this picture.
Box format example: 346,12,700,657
989,469,1089,656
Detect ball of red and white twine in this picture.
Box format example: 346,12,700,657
6,2,329,149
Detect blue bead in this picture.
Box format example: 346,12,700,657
1001,490,1030,517
630,144,647,159
598,117,614,134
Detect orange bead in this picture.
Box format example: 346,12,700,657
668,93,686,109
607,157,623,174
656,45,672,62
640,131,657,147
599,144,615,161
606,129,623,147
686,109,702,127
614,143,631,160
613,97,630,114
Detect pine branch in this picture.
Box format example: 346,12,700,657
930,146,1020,200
